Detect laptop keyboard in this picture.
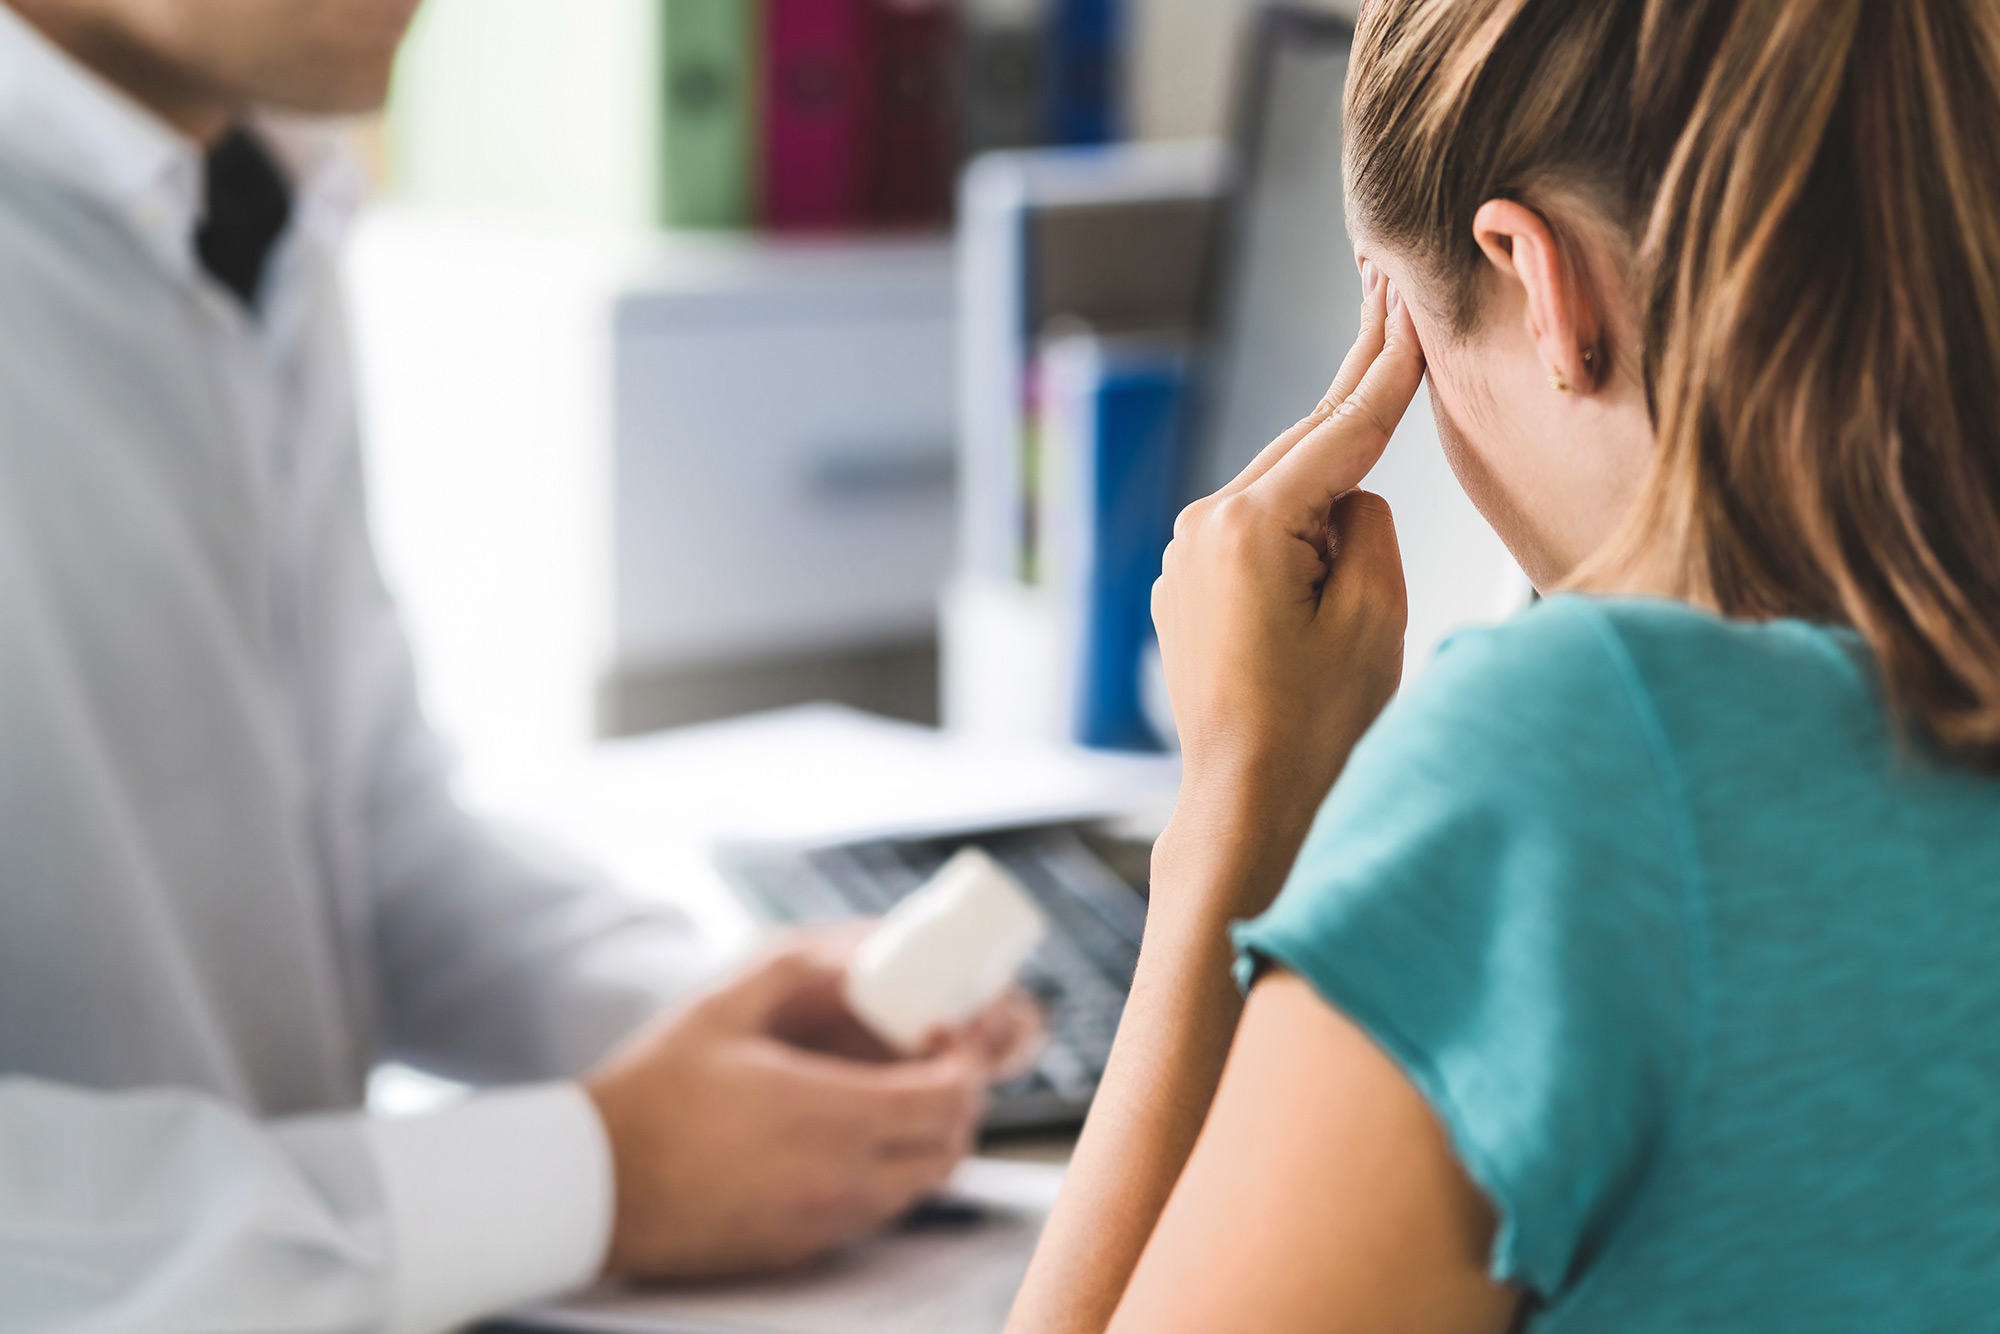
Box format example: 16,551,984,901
718,824,1149,1132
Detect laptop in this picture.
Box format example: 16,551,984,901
722,818,1150,1133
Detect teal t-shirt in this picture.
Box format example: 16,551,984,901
1234,595,2000,1329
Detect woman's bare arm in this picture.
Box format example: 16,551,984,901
1003,787,1319,1334
1110,971,1518,1334
1008,812,1518,1334
1007,269,1448,1331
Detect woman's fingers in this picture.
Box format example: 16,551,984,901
1250,283,1426,538
1210,259,1393,502
1323,490,1408,626
1312,260,1395,428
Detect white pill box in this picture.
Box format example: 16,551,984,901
844,846,1051,1052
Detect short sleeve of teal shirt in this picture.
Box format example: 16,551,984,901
1234,597,1701,1305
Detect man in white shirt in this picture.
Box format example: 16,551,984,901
0,1,1030,1330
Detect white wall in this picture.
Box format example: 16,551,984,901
386,0,659,226
346,208,657,790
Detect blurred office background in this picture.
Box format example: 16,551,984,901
345,0,1517,807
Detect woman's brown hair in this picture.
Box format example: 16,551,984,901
1346,0,2000,767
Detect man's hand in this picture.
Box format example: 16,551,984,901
585,927,1040,1279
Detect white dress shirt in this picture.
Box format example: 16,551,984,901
0,8,715,1330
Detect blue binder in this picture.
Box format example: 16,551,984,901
1067,352,1186,750
1043,0,1121,145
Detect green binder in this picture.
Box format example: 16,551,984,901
659,0,757,228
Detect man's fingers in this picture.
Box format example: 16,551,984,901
847,1055,984,1150
1210,260,1392,502
772,1043,984,1149
809,1142,963,1244
1250,283,1425,535
705,938,846,1030
960,989,1047,1081
786,1136,965,1259
868,1142,963,1206
710,916,891,1034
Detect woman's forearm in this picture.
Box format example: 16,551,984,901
1004,906,1240,1334
1008,268,1418,1333
1006,783,1321,1334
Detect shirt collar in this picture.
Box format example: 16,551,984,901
0,4,360,287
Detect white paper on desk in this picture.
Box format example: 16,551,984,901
511,1157,1066,1334
473,705,1180,954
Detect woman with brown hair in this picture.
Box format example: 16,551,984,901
1005,1,2000,1330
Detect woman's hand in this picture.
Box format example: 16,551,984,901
1009,274,1424,1333
1151,265,1425,917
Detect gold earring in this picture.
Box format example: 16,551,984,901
1551,346,1597,393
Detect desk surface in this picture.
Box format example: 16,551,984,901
475,703,1181,956
501,1156,1068,1334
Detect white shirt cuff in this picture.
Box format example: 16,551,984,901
364,1082,612,1334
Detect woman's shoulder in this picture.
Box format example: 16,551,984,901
1298,592,1858,901
1358,594,1677,796
1310,596,1700,889
1304,592,1885,917
1391,592,1870,780
1411,592,1649,721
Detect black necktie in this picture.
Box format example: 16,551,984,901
195,127,293,312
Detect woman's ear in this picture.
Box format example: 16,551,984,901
1471,199,1602,393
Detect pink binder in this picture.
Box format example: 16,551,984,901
761,0,876,230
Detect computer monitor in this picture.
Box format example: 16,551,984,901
1188,6,1528,672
